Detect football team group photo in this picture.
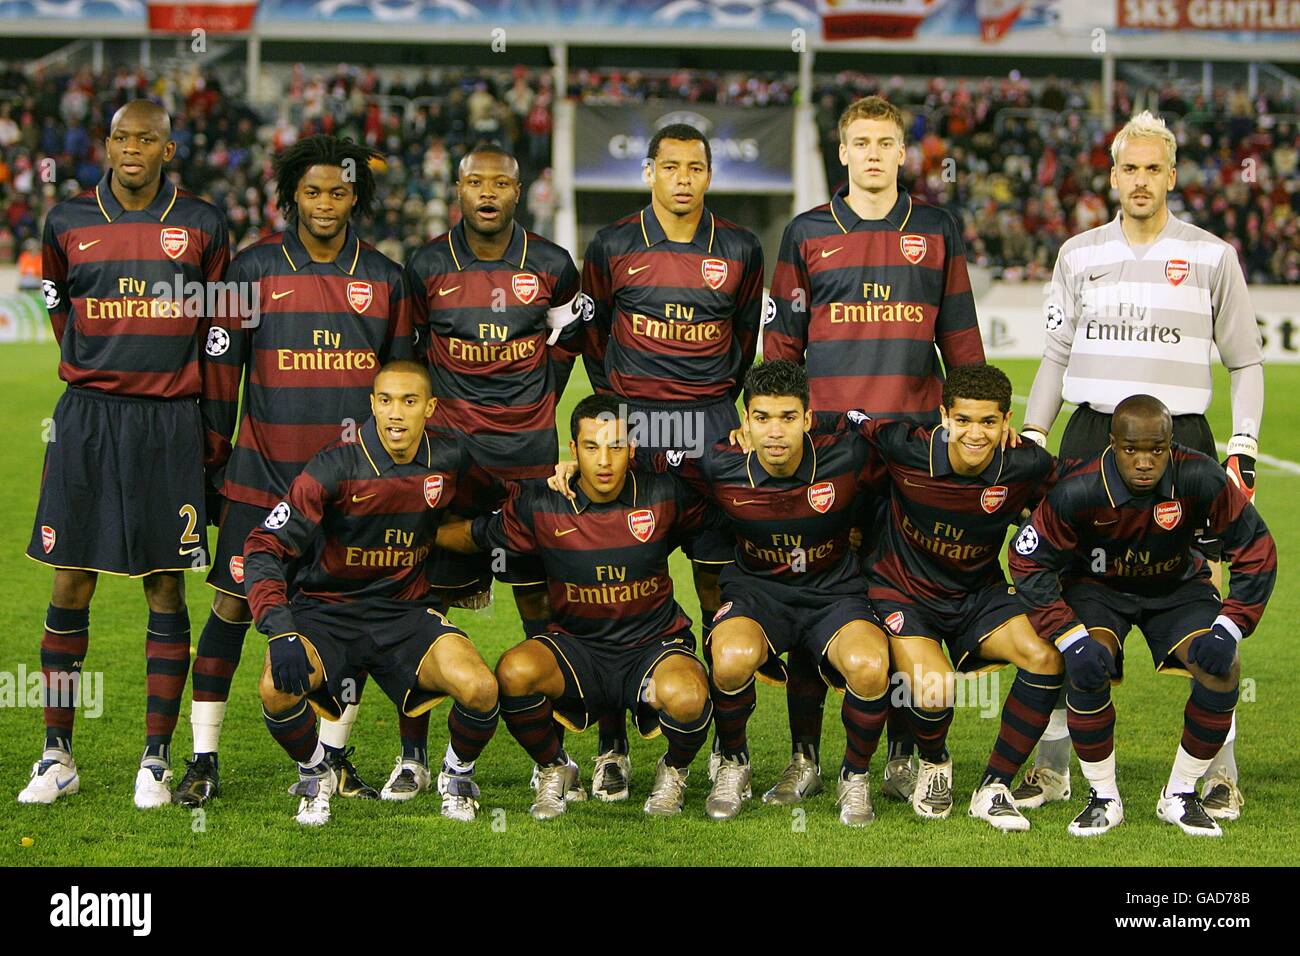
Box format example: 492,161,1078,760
1,2,1295,876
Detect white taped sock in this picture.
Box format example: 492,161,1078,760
1168,745,1213,796
191,700,227,754
1078,752,1120,800
319,702,359,749
299,741,326,773
444,742,473,775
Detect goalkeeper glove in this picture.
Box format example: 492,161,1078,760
1223,434,1258,505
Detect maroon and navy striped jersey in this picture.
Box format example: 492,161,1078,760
405,221,582,480
765,188,984,419
41,170,229,399
580,205,764,404
244,417,498,643
667,424,885,595
1009,444,1277,646
851,415,1058,604
471,471,715,647
201,223,414,508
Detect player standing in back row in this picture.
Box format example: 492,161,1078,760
1016,112,1265,821
764,95,985,805
19,100,229,809
174,135,414,808
577,123,764,799
402,143,584,801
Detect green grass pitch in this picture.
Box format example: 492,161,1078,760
1,342,1296,866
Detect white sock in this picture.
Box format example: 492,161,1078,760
1042,706,1069,740
298,741,326,773
1167,745,1213,797
1203,713,1238,782
319,702,359,750
191,701,227,755
443,742,473,775
1035,707,1071,772
1078,752,1120,801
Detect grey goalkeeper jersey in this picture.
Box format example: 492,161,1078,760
1026,212,1264,437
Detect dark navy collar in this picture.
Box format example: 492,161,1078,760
448,219,527,270
639,204,716,252
357,417,433,476
828,184,912,233
95,170,179,223
1100,445,1176,505
929,428,1006,484
281,218,362,274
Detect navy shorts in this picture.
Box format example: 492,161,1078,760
713,571,879,689
292,598,468,720
207,498,273,597
28,386,207,576
1064,576,1222,680
622,394,739,566
535,630,698,739
870,581,1026,673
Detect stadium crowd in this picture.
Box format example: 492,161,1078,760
815,72,1300,283
1,60,1296,283
0,61,556,270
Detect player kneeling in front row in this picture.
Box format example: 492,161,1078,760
1010,395,1275,837
245,361,502,825
850,365,1064,830
439,396,717,820
688,361,892,826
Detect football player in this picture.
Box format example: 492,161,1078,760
437,395,716,819
245,361,501,826
20,100,229,809
1010,395,1275,837
178,134,414,807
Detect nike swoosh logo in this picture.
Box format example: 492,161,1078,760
554,527,577,537
820,246,843,259
77,240,101,251
731,498,762,506
1092,519,1118,526
903,478,936,489
287,636,297,643
352,493,377,503
57,776,76,790
1088,272,1110,281
271,290,294,300
438,286,461,296
627,265,651,275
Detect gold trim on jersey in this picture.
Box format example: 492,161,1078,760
158,187,178,223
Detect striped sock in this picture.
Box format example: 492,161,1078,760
447,702,499,766
501,693,564,766
908,705,953,763
1067,685,1116,763
660,698,713,769
41,605,89,754
711,677,755,761
1169,682,1239,793
983,670,1065,787
841,687,890,775
190,610,249,755
191,610,247,703
145,610,191,759
786,646,826,762
263,700,320,766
